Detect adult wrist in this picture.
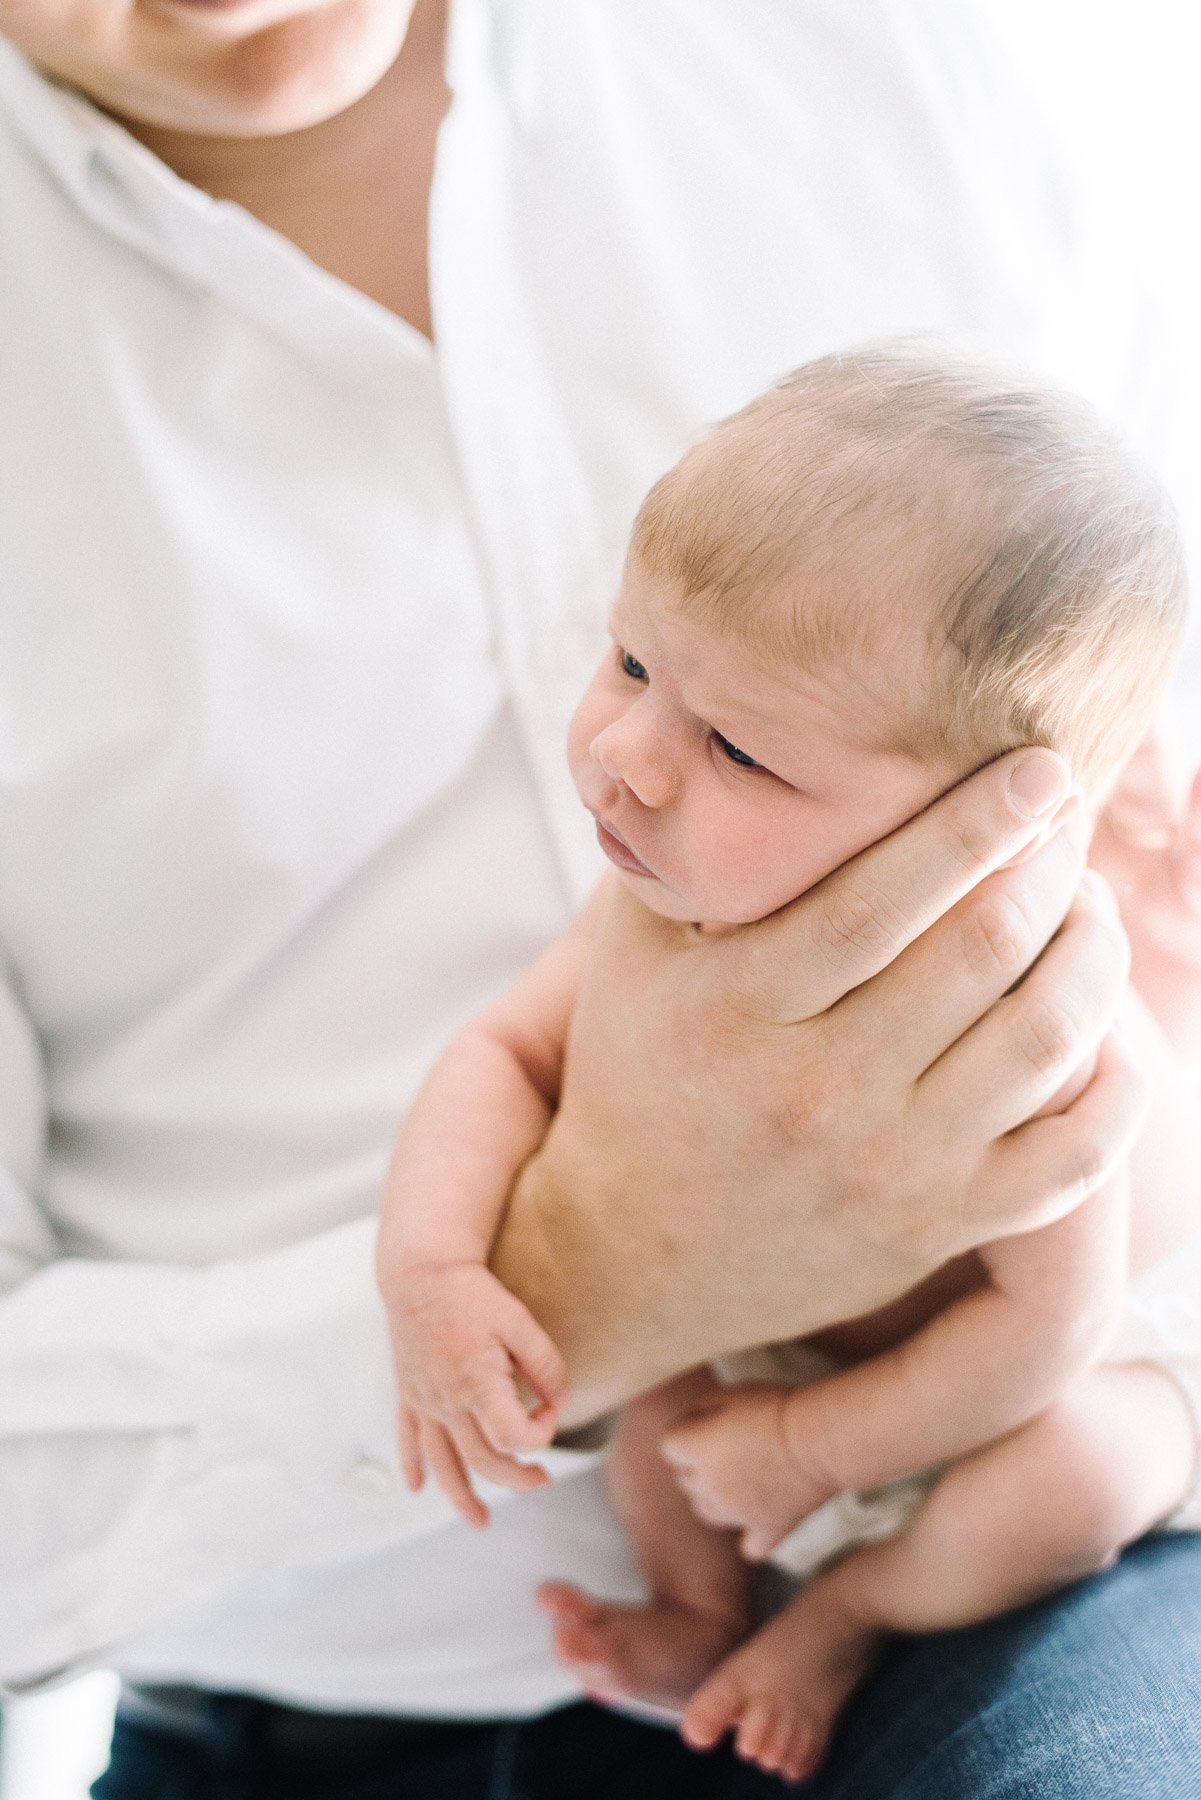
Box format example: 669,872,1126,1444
492,1146,668,1426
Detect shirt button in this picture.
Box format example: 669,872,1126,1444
345,1456,393,1499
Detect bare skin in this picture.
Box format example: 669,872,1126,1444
10,0,450,337
494,778,1143,1425
120,0,450,333
675,1363,1195,1785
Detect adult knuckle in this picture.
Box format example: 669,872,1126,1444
817,881,906,968
772,1042,858,1143
1019,997,1082,1075
961,892,1032,982
944,810,996,881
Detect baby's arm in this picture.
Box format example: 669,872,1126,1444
664,1175,1129,1558
376,881,612,1525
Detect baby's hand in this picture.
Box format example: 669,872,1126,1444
388,1263,568,1528
661,1384,835,1561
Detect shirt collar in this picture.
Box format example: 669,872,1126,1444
0,39,214,248
0,33,457,369
0,1,533,244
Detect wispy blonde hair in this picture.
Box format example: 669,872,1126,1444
631,343,1187,794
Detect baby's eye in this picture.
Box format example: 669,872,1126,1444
717,733,762,770
620,649,648,681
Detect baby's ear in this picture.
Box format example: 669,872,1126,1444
999,788,1085,869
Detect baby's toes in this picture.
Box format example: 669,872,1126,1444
778,1721,827,1787
746,1705,815,1785
537,1584,608,1661
679,1665,744,1752
733,1698,780,1768
737,1692,829,1786
537,1581,601,1624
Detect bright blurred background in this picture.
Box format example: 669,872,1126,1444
1,4,1197,1795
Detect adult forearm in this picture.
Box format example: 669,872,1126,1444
491,1134,675,1426
492,1118,914,1428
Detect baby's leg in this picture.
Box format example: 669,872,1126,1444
539,1369,753,1709
682,1364,1195,1786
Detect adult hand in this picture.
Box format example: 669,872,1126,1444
492,749,1145,1425
1090,726,1201,1062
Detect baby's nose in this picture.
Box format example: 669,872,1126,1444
592,724,678,809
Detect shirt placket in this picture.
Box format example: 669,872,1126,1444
430,0,611,908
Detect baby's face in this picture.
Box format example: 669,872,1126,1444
568,558,965,925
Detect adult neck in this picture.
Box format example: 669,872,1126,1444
121,0,449,334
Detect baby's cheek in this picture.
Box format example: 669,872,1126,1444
718,828,837,924
703,849,812,926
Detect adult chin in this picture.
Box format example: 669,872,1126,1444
12,0,418,138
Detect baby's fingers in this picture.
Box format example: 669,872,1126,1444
421,1419,489,1529
496,1297,569,1412
454,1413,552,1494
473,1376,559,1458
397,1407,425,1494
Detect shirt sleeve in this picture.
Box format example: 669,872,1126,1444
0,964,469,1693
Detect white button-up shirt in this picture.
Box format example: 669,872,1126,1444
0,1,1193,1715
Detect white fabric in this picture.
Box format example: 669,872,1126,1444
0,0,1195,1713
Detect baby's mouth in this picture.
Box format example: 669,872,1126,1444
594,818,656,880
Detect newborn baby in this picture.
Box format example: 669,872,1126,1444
376,344,1199,1786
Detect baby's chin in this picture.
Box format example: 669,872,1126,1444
613,866,769,929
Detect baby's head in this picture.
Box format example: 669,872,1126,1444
568,343,1187,926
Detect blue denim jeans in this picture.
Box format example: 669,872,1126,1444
92,1535,1201,1800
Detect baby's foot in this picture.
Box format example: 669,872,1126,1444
679,1582,883,1786
661,1384,835,1559
538,1582,748,1710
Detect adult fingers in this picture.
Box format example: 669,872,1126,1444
833,817,1088,1085
915,870,1129,1137
961,1034,1148,1247
723,748,1073,1021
